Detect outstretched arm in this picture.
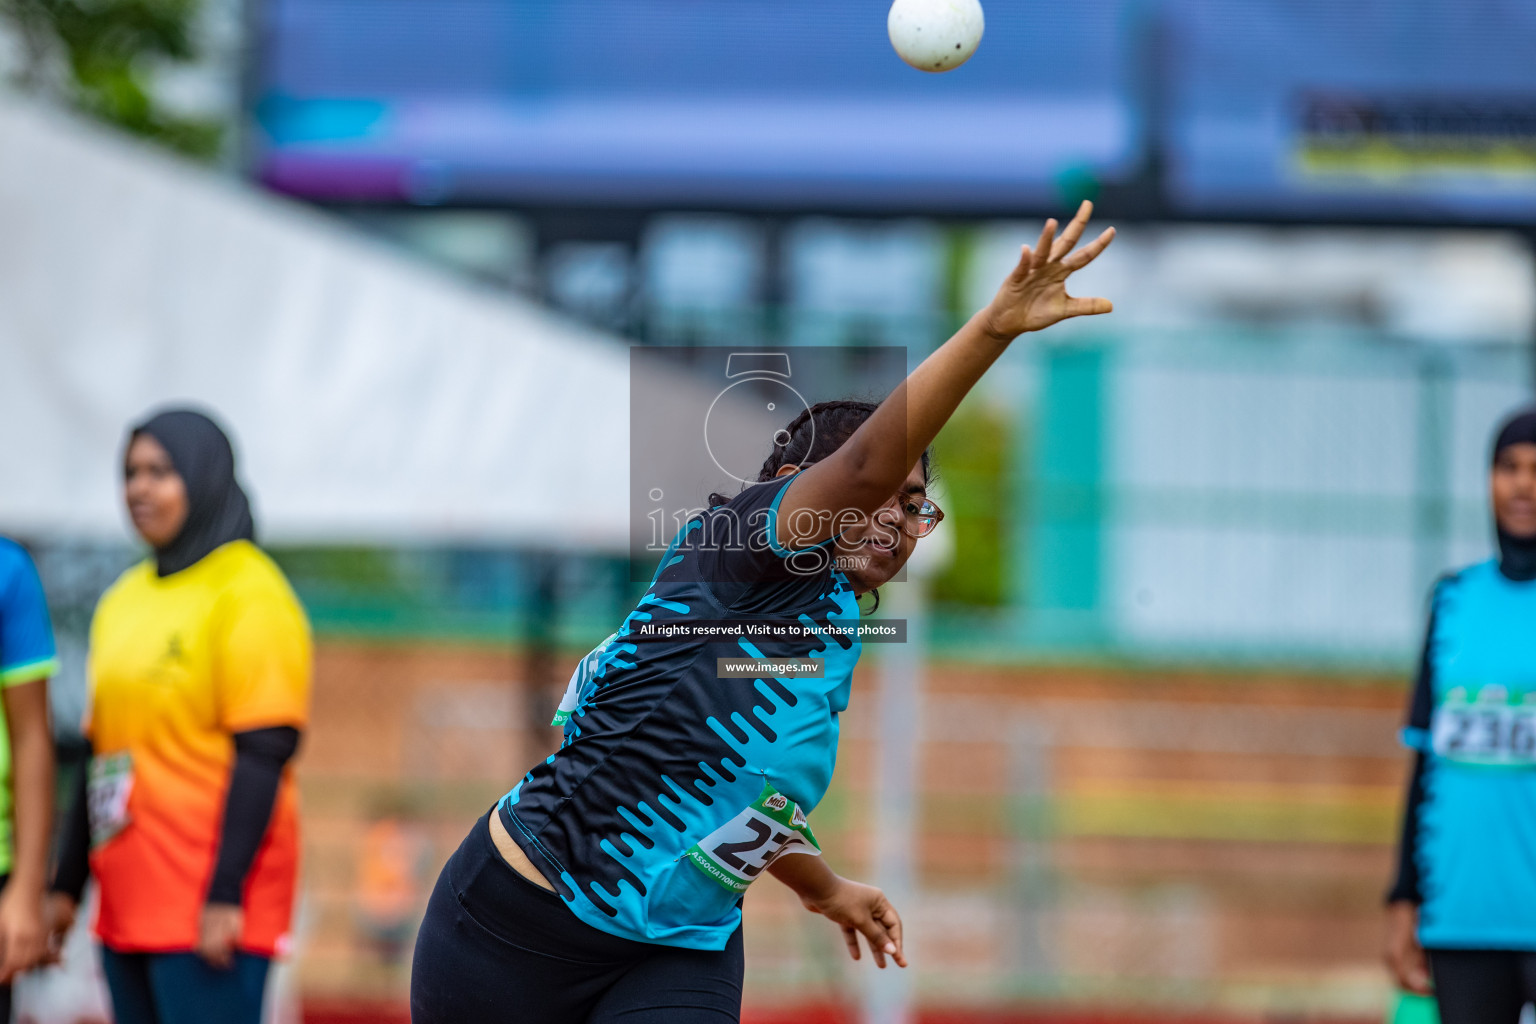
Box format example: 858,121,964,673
776,201,1115,546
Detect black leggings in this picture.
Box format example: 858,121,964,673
1430,949,1536,1024
410,810,744,1024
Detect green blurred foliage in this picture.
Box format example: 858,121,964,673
931,395,1011,607
269,547,405,593
1,0,222,158
940,224,978,327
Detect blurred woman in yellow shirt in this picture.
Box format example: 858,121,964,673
48,409,311,1024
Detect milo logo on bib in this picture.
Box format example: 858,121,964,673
1432,685,1536,766
686,783,820,893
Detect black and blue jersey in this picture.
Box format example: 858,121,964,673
1391,560,1536,950
499,476,861,949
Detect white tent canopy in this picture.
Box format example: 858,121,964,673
0,94,636,548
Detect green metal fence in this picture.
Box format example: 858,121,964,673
936,329,1534,670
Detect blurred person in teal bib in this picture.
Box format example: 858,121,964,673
1386,407,1536,1023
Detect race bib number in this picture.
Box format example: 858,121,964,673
686,783,820,893
87,752,134,847
1432,698,1536,765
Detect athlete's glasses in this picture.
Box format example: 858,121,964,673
887,494,945,539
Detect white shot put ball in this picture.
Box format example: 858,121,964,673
888,0,985,73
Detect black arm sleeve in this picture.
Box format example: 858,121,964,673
1387,600,1438,906
206,726,301,907
50,765,91,902
1388,751,1428,905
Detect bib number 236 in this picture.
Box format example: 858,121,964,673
686,783,820,893
1433,703,1536,765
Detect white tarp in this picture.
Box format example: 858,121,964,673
0,93,636,548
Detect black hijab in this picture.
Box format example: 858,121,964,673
130,409,255,577
1492,407,1536,583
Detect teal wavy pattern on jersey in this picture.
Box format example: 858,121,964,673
1415,560,1536,951
499,477,862,949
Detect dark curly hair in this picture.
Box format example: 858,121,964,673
708,400,933,613
709,399,932,508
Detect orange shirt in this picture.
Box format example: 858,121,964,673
86,541,311,956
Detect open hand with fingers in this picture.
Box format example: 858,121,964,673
798,876,907,969
982,199,1115,342
768,851,906,968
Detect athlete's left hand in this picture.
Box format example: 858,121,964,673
980,200,1115,342
197,902,244,969
799,877,907,969
1384,900,1431,995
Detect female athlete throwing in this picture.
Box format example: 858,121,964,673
410,203,1115,1024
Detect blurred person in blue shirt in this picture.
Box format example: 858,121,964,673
0,538,59,1015
1386,407,1536,1023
